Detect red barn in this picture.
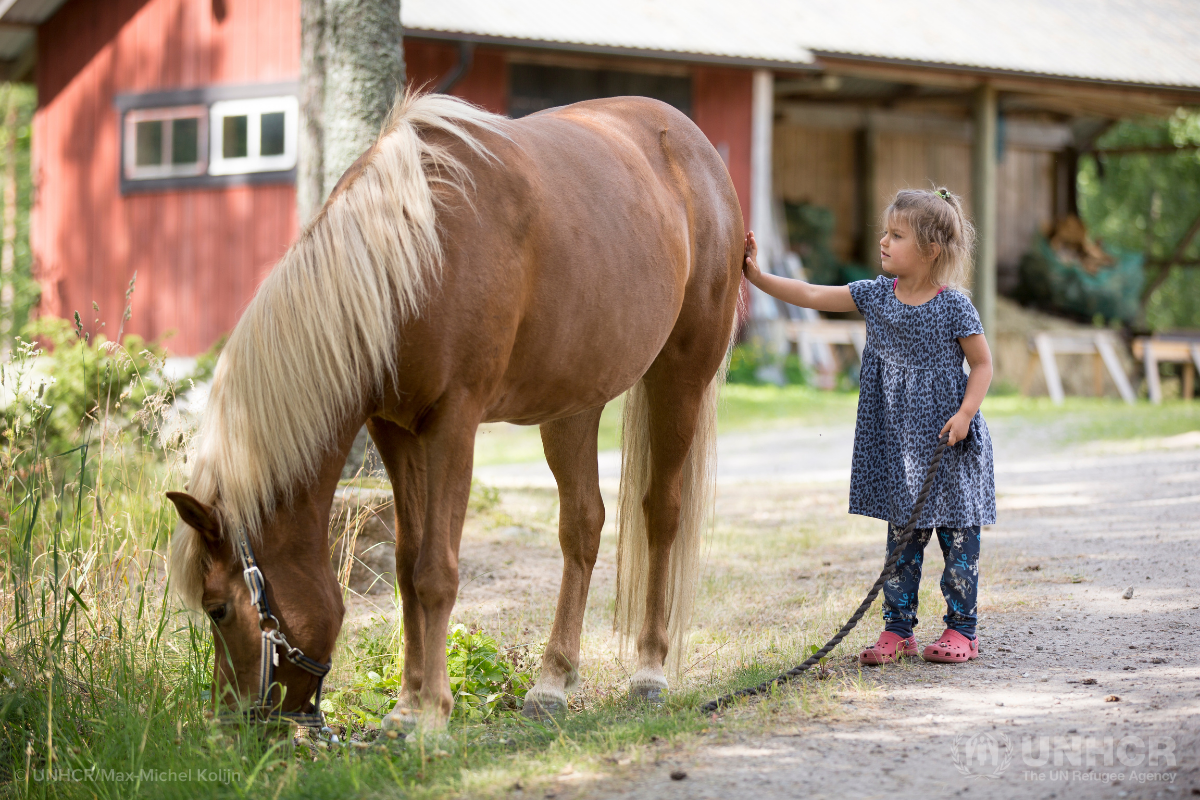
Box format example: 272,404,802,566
12,0,1200,354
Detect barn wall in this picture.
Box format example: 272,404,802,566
774,125,858,260
773,117,1054,289
404,40,509,114
35,0,301,355
996,148,1054,293
691,66,752,226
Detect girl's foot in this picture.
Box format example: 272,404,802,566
921,629,979,663
859,631,919,665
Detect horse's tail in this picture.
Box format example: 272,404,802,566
613,353,728,676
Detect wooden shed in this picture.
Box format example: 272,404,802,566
10,0,1200,354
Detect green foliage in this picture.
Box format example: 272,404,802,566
10,315,174,459
321,622,532,729
0,84,37,344
467,478,501,514
727,342,811,386
1078,109,1200,330
445,624,532,721
783,201,872,286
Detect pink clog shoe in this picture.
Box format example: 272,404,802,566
921,629,979,663
860,631,919,665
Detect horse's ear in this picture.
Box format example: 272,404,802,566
166,492,221,546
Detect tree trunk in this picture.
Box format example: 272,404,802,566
0,85,17,347
322,0,404,196
297,0,326,225
297,0,405,225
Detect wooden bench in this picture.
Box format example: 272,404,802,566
1132,336,1200,403
783,319,866,360
783,319,866,388
1021,331,1135,404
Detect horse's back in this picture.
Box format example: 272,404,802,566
395,97,742,427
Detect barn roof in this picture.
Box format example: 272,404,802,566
0,0,68,77
402,0,1200,91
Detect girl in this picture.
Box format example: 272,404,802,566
742,187,995,665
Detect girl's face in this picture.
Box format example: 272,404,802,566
879,216,936,281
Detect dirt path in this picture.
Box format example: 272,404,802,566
582,428,1200,800
344,417,1200,798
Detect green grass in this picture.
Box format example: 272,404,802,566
474,385,1199,467
981,395,1200,442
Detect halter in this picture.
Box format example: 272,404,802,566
223,528,331,729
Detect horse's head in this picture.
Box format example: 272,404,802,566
167,491,344,717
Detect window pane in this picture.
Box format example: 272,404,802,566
261,112,285,157
135,120,163,166
172,117,199,165
223,115,248,158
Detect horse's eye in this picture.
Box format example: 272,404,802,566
207,604,228,624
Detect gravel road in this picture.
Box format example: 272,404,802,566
579,425,1200,800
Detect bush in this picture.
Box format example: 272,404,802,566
727,341,811,386
6,315,175,460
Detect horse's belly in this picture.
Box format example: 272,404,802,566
482,285,681,425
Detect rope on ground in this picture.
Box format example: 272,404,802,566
700,433,951,714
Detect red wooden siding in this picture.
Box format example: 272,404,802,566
691,66,752,227
404,40,509,114
34,0,751,355
35,0,301,355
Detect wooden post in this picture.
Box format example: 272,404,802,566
1143,342,1162,404
857,113,878,269
971,84,998,343
750,69,775,272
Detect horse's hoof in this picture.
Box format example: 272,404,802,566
629,684,667,705
522,688,567,722
629,669,668,706
381,709,417,733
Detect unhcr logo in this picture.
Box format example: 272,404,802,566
950,731,1178,782
952,732,1014,779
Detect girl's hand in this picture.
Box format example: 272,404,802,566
743,231,762,283
939,411,972,446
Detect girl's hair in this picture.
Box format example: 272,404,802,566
883,187,976,294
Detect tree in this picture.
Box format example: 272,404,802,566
1078,109,1200,332
297,0,405,224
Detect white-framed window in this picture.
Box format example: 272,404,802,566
123,105,208,180
208,96,299,176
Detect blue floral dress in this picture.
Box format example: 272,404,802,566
848,276,996,528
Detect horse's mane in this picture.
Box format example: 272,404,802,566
169,92,507,609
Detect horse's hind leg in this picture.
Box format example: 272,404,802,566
367,418,429,731
522,406,606,720
628,372,710,701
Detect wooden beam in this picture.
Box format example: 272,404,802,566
813,54,1200,109
856,115,878,266
971,84,997,342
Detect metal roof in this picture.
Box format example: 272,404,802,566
0,0,67,62
0,0,66,24
402,0,1200,89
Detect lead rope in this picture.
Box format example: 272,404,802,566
700,432,951,713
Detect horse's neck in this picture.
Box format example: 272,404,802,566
266,418,364,559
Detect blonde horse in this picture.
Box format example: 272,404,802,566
166,92,742,726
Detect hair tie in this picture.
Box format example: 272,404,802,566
937,189,950,201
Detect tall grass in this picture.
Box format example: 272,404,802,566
0,320,238,798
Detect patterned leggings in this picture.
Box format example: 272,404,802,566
882,523,980,640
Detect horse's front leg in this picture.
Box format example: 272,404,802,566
369,418,429,731
522,406,606,720
411,398,480,727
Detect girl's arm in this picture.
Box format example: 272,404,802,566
743,232,858,313
940,333,993,445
